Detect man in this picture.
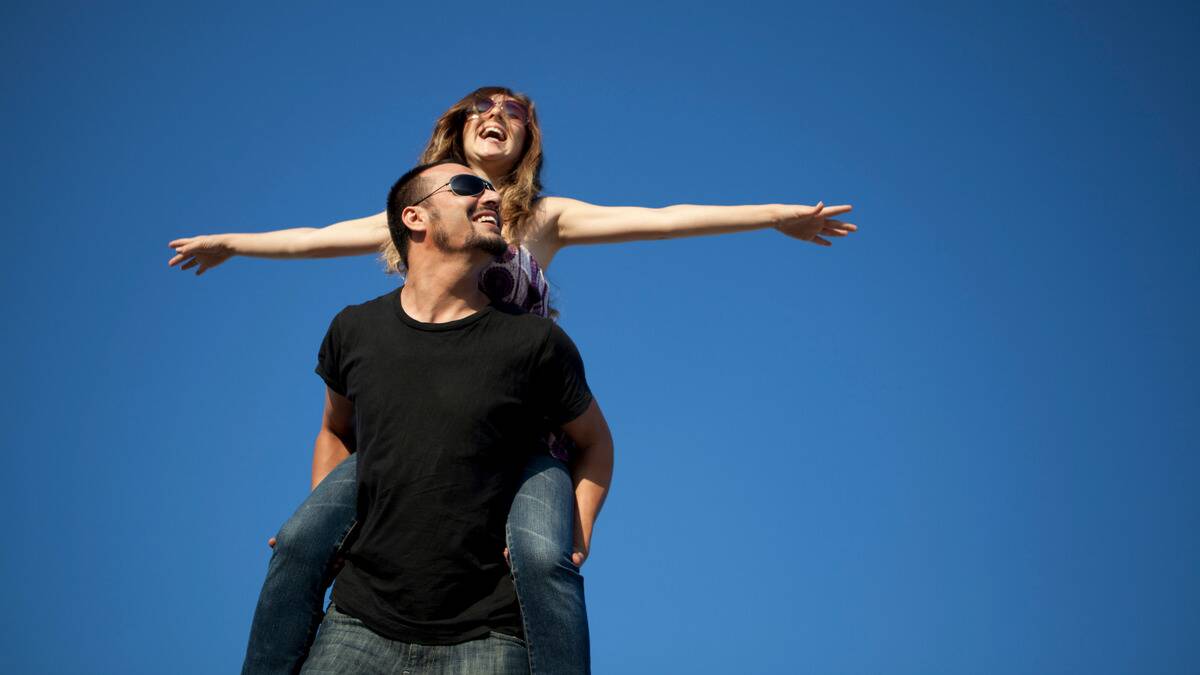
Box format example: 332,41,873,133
299,160,613,674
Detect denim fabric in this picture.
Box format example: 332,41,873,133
241,455,359,675
241,453,589,674
506,455,590,674
300,605,529,675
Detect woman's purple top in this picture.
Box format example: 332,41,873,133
479,244,550,319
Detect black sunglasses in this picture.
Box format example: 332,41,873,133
412,174,496,206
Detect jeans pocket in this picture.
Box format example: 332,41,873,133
324,604,352,624
488,630,527,647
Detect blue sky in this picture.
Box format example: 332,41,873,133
1,2,1197,673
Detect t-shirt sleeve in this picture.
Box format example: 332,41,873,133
315,311,349,398
532,323,593,427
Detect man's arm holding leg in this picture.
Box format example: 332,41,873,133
561,400,614,567
312,387,356,490
267,387,357,550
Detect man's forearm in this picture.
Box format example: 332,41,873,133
570,436,613,556
311,428,352,490
560,400,614,559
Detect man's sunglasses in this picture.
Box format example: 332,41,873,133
469,97,529,126
412,174,496,206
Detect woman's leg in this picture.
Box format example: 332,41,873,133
506,453,590,674
241,454,358,675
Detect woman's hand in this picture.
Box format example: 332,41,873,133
168,235,234,275
774,203,857,246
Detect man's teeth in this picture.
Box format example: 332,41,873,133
476,215,497,224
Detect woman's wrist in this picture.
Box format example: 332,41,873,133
765,204,792,230
212,232,239,253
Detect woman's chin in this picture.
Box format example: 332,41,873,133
470,148,516,166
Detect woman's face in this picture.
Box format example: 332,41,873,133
461,95,529,174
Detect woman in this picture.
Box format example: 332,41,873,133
170,86,855,674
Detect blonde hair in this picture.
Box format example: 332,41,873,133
382,86,544,274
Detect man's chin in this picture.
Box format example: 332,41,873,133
475,234,509,258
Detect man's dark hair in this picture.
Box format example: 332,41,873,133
386,157,467,268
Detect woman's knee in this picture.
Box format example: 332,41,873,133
273,502,354,567
508,522,574,578
508,455,576,574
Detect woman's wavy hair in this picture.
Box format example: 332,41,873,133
382,86,544,274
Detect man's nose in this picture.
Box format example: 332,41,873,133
479,189,500,210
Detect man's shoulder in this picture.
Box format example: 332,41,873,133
486,303,583,364
333,289,399,325
488,301,556,330
485,301,567,351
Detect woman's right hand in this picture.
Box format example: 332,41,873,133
168,235,234,275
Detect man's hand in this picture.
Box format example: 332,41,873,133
501,544,588,569
774,203,856,246
571,545,588,567
167,235,234,275
572,513,589,567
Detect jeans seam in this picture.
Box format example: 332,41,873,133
506,521,540,674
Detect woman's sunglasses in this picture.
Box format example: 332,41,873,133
469,97,529,126
413,174,496,205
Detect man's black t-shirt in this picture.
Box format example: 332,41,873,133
315,288,592,645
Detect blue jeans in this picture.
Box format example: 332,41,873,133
299,604,528,675
242,453,589,674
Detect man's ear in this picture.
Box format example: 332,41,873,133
402,205,429,236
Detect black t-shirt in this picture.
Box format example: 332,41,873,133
315,288,592,645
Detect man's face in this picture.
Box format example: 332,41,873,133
418,164,507,258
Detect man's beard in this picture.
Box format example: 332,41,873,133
430,216,508,258
469,229,509,257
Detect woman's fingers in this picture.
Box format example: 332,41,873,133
821,218,856,232
181,258,199,271
818,204,853,217
821,224,854,237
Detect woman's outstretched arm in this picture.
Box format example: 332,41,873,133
529,197,856,268
167,211,390,275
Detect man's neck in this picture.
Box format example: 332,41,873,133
399,253,491,324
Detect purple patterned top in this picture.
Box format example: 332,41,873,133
478,245,575,460
478,245,550,319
